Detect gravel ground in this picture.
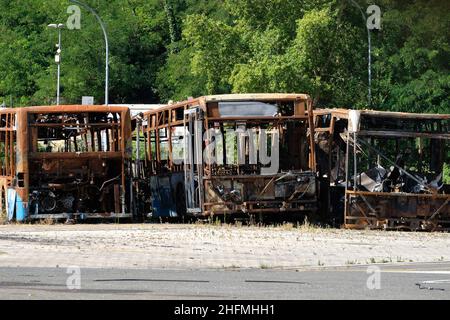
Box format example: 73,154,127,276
0,224,449,270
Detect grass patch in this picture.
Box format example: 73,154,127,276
0,210,6,225
298,216,324,232
37,217,56,225
281,222,295,230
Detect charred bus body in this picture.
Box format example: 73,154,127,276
2,106,133,221
314,109,450,231
134,94,318,220
2,102,447,229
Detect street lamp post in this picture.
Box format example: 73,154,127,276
69,0,109,105
48,23,65,105
349,0,372,107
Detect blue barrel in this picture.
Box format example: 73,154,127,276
15,196,28,222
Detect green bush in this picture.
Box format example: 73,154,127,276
444,163,450,184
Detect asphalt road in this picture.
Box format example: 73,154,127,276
0,262,449,300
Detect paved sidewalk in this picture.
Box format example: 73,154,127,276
0,224,448,269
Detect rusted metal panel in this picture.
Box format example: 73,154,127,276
1,105,133,222
136,94,318,219
315,108,450,231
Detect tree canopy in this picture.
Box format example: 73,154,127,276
0,0,448,113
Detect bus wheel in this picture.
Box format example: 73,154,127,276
176,185,187,222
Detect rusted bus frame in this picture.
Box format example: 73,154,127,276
29,123,121,128
0,111,17,178
203,118,311,177
139,94,317,217
141,97,316,174
28,152,123,159
340,110,449,230
356,110,450,120
311,109,339,222
345,191,450,231
0,108,17,215
9,105,132,221
24,105,130,113
143,99,198,174
203,201,318,215
357,130,450,140
314,108,450,120
28,123,122,154
312,108,450,230
312,110,340,179
144,93,312,117
346,190,449,199
207,94,316,179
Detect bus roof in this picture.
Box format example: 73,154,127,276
315,108,450,120
0,105,131,114
110,104,166,117
139,93,312,116
202,93,311,102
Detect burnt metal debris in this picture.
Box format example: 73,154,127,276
133,94,318,220
314,108,449,231
0,105,133,221
1,96,448,231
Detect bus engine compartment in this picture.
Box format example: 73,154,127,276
21,107,132,220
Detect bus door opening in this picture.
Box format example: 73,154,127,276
183,107,203,215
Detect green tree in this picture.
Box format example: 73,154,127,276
370,0,450,113
0,0,448,112
159,0,449,111
0,0,172,105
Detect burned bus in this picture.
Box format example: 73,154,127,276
134,94,318,220
314,108,450,231
1,105,133,221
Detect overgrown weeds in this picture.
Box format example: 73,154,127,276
0,210,6,225
37,217,56,225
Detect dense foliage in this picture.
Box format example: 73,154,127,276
0,0,448,113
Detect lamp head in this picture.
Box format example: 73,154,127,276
48,23,65,29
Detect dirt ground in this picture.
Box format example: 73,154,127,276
0,223,449,270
